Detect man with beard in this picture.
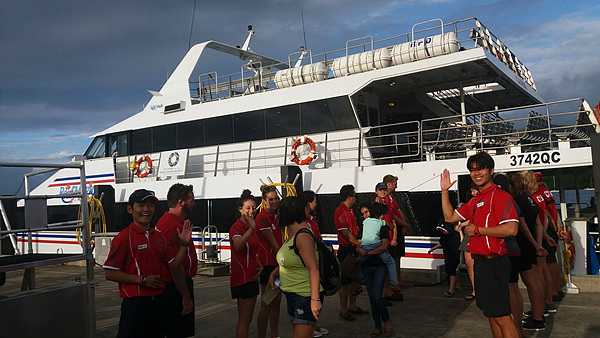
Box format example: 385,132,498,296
156,184,198,337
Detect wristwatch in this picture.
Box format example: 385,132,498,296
473,227,481,237
181,241,192,247
140,275,147,286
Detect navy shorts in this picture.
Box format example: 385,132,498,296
337,245,358,285
509,255,520,283
474,255,511,318
285,292,324,326
260,265,277,285
231,280,259,299
162,279,195,337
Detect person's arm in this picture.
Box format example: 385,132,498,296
519,216,547,257
340,229,359,246
232,215,256,252
296,232,321,320
105,269,162,288
266,265,280,290
535,215,544,246
440,169,463,223
167,220,194,269
464,221,518,237
427,243,442,254
364,238,390,256
170,265,193,315
262,228,280,254
254,254,263,280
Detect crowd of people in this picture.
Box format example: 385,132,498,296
102,151,568,338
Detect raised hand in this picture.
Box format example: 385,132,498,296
177,219,193,243
440,169,457,191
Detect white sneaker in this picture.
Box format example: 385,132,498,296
313,329,323,337
316,326,329,335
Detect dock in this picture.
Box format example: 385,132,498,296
1,264,599,337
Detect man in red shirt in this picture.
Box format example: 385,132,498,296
155,184,198,338
440,152,520,337
335,184,368,322
104,189,193,338
383,174,412,289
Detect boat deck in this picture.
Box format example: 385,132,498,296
1,264,599,337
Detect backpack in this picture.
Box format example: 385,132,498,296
292,228,342,296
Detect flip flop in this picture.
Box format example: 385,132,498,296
464,294,475,300
384,328,395,337
443,291,455,298
369,329,382,338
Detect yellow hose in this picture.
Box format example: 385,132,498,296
77,196,107,246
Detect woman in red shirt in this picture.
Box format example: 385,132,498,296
230,189,262,338
255,185,282,338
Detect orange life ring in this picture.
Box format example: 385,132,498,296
593,101,600,127
290,136,316,165
134,155,153,178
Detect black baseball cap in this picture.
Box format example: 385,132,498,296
128,189,159,206
375,182,388,190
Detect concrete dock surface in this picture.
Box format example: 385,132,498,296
1,265,599,337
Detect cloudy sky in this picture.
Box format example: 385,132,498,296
1,0,599,166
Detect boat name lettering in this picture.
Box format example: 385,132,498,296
150,104,164,110
410,37,432,48
59,185,94,204
509,151,560,167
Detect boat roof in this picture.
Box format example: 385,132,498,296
94,18,543,137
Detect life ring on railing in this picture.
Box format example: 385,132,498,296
134,155,153,178
593,101,600,126
290,136,316,165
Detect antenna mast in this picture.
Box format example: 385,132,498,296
301,11,308,49
188,0,198,50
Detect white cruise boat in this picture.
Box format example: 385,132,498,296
12,17,600,270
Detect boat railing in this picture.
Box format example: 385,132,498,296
0,161,96,337
112,98,595,182
191,17,536,103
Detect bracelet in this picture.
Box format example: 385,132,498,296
181,241,191,247
311,298,321,302
140,275,147,286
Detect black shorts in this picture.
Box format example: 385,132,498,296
118,296,163,338
162,279,195,337
259,265,277,285
509,255,520,283
442,247,459,276
337,245,357,285
231,280,259,299
518,252,533,272
474,255,511,318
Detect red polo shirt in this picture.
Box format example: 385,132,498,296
374,198,394,240
537,184,558,224
103,223,177,298
254,209,281,266
334,203,359,246
229,219,260,287
385,194,405,222
306,214,321,239
455,184,518,256
155,212,198,280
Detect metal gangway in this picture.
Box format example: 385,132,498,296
0,161,96,337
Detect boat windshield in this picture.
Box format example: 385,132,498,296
84,136,106,159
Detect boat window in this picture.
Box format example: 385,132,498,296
328,97,357,130
153,124,177,152
234,110,265,142
266,105,300,138
131,128,152,155
178,120,204,148
301,101,336,134
84,136,106,159
356,103,368,127
108,133,128,157
205,115,233,146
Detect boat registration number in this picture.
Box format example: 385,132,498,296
509,151,560,167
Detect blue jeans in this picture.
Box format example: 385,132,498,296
359,243,398,285
361,263,390,330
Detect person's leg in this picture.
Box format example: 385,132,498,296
448,275,457,293
293,324,315,338
339,284,349,314
549,261,561,295
269,292,281,338
521,266,544,321
257,283,270,338
362,264,382,331
490,315,519,338
348,280,359,311
538,257,553,306
237,297,257,338
509,282,524,337
465,252,475,297
378,251,398,285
